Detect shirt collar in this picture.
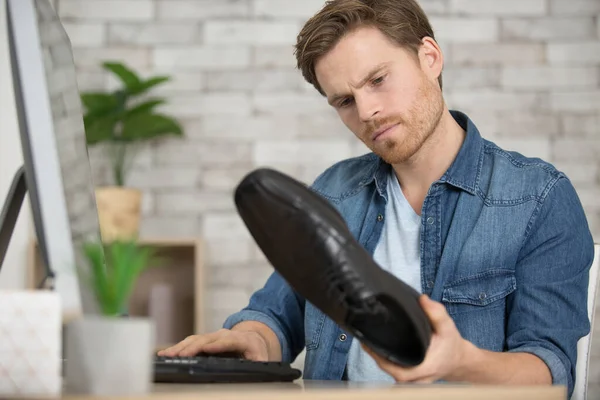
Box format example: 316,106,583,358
439,110,484,195
365,110,484,197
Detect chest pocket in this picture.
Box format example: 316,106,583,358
442,269,516,316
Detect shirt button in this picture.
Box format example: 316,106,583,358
427,217,435,225
377,214,384,222
427,280,434,288
479,292,487,301
339,334,347,342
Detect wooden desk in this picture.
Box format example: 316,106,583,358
62,380,566,400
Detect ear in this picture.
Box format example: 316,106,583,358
418,37,443,86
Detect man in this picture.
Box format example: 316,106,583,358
159,0,594,397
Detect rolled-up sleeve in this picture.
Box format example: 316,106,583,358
506,176,595,399
507,345,569,388
223,271,306,363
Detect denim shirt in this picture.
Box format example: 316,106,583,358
223,110,594,398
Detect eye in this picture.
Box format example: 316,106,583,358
339,97,354,108
372,75,385,86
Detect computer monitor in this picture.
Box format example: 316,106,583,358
1,0,105,319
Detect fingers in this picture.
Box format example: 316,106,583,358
157,336,197,357
156,329,268,361
411,376,436,384
157,329,226,357
202,336,267,361
420,295,452,332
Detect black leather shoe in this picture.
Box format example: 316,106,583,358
234,168,432,367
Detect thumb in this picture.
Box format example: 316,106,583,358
420,295,450,331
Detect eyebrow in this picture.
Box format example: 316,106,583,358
327,63,389,106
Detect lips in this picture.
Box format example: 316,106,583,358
371,123,398,141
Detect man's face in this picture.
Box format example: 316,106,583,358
315,26,444,165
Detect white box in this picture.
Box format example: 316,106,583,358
0,290,62,397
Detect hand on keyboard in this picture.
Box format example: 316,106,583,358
157,328,270,361
153,354,302,384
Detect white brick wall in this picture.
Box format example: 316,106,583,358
550,0,600,15
153,46,251,69
62,23,105,47
72,48,151,70
501,17,596,40
57,0,600,391
156,0,250,20
495,112,560,137
203,21,300,45
551,92,600,112
252,92,326,115
429,17,499,42
451,43,546,65
108,23,199,45
252,46,297,67
201,213,253,240
155,191,235,214
446,90,543,111
501,66,598,89
60,0,155,21
198,116,300,140
547,42,600,65
205,69,304,92
449,0,547,16
140,216,199,238
417,0,449,15
205,238,254,267
442,66,500,89
127,167,200,190
563,114,600,137
253,140,352,165
252,0,328,18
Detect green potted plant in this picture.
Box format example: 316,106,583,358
80,61,184,241
65,240,158,395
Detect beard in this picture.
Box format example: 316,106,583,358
361,78,444,165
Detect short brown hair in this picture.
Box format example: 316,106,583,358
294,0,442,95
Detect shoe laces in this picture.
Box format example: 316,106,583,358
323,260,386,316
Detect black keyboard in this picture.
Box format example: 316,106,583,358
154,355,302,384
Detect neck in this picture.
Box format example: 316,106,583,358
391,108,466,213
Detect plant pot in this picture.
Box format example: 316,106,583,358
95,186,142,241
64,316,155,395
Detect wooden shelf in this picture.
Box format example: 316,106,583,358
28,238,205,346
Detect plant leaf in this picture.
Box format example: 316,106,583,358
77,239,161,317
120,113,183,141
102,62,142,92
126,99,166,117
84,115,118,144
109,241,128,315
82,242,111,315
113,242,155,314
81,93,118,113
129,76,170,96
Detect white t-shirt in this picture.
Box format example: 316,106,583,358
345,169,422,382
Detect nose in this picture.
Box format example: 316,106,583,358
355,92,381,122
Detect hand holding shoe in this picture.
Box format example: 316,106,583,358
362,295,471,383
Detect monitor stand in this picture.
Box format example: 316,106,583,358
0,165,54,288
